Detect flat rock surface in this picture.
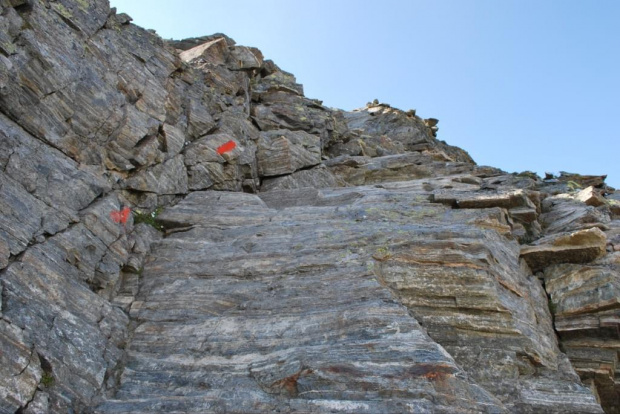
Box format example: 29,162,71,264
95,186,601,413
97,190,505,413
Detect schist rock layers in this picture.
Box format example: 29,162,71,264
1,1,619,413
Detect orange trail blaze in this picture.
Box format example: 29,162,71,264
111,207,131,224
216,140,236,155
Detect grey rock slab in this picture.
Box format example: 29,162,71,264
100,186,601,412
1,236,129,412
541,195,611,235
256,129,321,177
0,173,52,266
1,113,110,214
23,391,50,414
260,165,346,191
342,105,474,164
431,188,537,210
542,258,620,413
98,189,508,414
251,92,339,148
326,153,477,186
251,70,304,98
0,0,192,174
0,320,42,413
183,133,255,191
124,155,188,195
160,123,186,159
215,111,261,142
344,106,432,149
521,228,608,272
186,94,216,139
226,45,263,71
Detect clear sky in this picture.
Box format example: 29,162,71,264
109,0,620,188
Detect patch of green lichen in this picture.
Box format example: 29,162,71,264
516,171,539,180
373,246,392,261
566,180,582,192
75,0,90,11
373,206,440,223
52,3,73,19
133,206,165,231
0,41,16,56
41,373,55,387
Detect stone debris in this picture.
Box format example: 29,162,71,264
0,0,617,412
575,185,608,207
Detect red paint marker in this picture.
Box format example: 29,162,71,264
216,140,236,155
110,207,131,225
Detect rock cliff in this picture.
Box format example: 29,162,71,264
0,1,618,413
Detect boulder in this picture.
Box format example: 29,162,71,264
179,37,229,65
575,185,607,207
521,228,608,272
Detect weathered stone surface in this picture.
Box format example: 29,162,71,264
325,152,485,187
340,104,474,163
0,112,112,270
0,0,614,411
179,37,228,65
183,132,257,191
124,155,188,194
261,165,346,191
169,33,236,52
98,190,512,413
539,217,620,413
23,391,50,414
251,69,304,98
112,223,163,311
91,187,603,413
257,129,321,177
343,105,432,150
558,172,608,189
576,186,608,207
1,232,130,412
0,320,42,413
541,195,611,235
227,45,263,71
432,188,537,210
0,172,54,267
521,228,608,272
251,91,341,149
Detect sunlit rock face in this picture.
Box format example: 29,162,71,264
0,0,617,412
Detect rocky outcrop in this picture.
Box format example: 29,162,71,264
0,0,618,413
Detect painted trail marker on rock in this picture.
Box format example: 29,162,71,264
216,140,236,155
110,207,131,225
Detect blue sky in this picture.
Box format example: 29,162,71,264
109,0,620,188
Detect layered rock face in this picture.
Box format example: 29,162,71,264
0,0,618,413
